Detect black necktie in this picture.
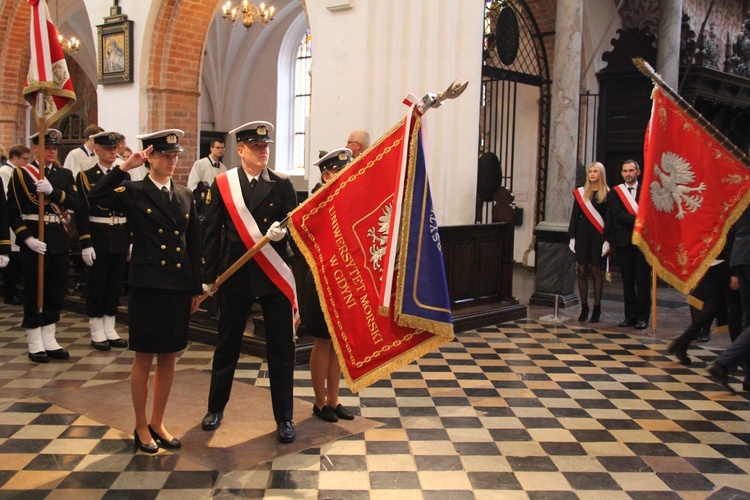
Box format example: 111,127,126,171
161,186,170,203
89,151,95,157
249,177,257,193
214,161,220,169
628,186,634,194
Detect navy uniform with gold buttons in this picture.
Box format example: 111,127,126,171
7,129,81,362
201,121,298,442
75,131,130,351
86,129,202,353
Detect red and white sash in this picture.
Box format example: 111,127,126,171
613,184,638,216
573,187,604,235
215,169,299,332
22,164,71,227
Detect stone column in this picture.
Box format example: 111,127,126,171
530,0,583,308
657,0,682,88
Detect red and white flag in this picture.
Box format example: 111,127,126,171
633,87,750,293
22,0,76,125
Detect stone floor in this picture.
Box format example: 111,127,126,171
1,269,749,499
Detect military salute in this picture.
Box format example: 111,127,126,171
7,129,80,362
75,131,130,350
201,121,299,443
87,129,202,453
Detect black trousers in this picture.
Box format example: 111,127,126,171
21,249,69,328
85,252,127,317
614,243,651,322
207,274,295,422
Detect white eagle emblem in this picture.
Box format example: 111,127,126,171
650,152,706,220
367,203,392,271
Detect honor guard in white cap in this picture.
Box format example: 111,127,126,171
306,146,357,423
75,131,130,351
87,128,202,453
201,120,299,443
7,128,81,362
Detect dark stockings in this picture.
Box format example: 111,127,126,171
577,262,603,306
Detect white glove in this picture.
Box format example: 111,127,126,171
35,179,53,195
127,243,132,262
202,283,215,296
24,237,47,254
568,238,575,253
0,255,9,268
82,247,96,266
266,221,287,242
601,241,610,257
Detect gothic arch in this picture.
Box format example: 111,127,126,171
0,0,31,144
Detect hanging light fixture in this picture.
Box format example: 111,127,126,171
53,0,80,54
221,0,275,30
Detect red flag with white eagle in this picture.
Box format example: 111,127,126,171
633,86,750,294
22,0,76,125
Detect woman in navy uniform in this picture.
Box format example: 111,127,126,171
87,130,202,453
7,129,80,363
75,131,130,351
307,148,355,423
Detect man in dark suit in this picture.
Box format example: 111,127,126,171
75,131,130,351
7,129,80,362
606,159,651,330
201,121,299,443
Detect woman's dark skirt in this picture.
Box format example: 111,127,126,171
128,287,191,353
304,270,331,340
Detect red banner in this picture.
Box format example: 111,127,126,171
289,117,453,392
634,87,750,293
23,0,76,125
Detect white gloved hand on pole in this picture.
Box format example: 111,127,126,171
266,221,287,242
35,179,53,195
24,237,47,255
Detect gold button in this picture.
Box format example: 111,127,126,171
185,214,189,219
263,218,268,223
176,263,182,268
161,245,166,250
176,247,181,252
158,229,163,234
147,208,152,214
174,230,179,235
269,203,274,207
161,260,166,265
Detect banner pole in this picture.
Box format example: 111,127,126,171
651,269,658,333
36,92,46,313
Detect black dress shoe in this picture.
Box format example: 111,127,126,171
28,351,49,363
589,305,601,323
277,421,296,443
134,428,158,454
148,424,181,449
634,321,648,330
708,363,735,394
332,404,355,420
578,304,589,322
45,348,69,360
107,338,128,348
201,411,223,430
618,319,637,327
667,340,691,366
91,340,111,351
313,404,338,422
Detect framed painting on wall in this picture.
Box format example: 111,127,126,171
97,20,133,85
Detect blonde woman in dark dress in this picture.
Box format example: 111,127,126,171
568,162,610,323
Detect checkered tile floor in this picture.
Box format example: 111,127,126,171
1,304,750,498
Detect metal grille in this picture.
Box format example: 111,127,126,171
480,0,550,225
578,91,599,168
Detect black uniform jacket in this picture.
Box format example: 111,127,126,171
7,161,80,254
75,165,130,253
0,178,10,255
87,166,202,294
606,185,641,249
202,166,297,296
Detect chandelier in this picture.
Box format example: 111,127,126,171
58,33,80,54
221,0,275,29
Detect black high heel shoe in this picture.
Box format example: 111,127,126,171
590,305,601,323
134,428,158,454
148,424,181,449
578,304,589,322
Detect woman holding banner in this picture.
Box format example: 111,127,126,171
568,162,610,323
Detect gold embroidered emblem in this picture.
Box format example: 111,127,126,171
205,190,212,204
115,186,126,192
257,126,267,136
167,134,177,144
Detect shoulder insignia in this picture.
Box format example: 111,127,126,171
72,185,78,191
206,189,212,205
115,186,127,193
